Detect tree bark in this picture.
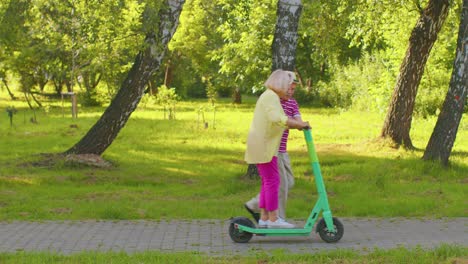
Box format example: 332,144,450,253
381,0,450,148
65,0,185,155
244,164,259,180
245,0,302,179
271,0,302,71
1,79,16,100
232,87,242,104
423,0,467,166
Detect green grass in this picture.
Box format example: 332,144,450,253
0,92,467,220
0,244,466,263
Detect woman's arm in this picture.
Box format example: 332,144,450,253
286,118,309,130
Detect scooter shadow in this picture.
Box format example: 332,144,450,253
250,235,319,244
240,220,322,244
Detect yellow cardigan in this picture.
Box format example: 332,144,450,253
244,89,288,164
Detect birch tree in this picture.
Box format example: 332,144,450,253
272,0,302,71
423,0,467,166
65,0,185,155
245,0,302,178
381,0,450,148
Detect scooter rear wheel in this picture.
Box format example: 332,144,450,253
317,217,344,243
229,217,254,243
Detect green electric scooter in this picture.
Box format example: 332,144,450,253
229,128,344,243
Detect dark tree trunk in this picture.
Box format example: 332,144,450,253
381,0,450,148
65,0,185,155
23,92,34,110
423,0,467,166
245,0,302,179
271,0,302,71
30,91,42,108
65,79,72,93
82,71,102,94
164,60,173,87
51,63,69,95
79,70,102,105
53,80,63,96
244,164,259,180
35,69,48,92
1,79,16,100
232,87,242,104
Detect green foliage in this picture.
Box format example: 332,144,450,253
213,0,276,93
292,86,319,106
203,76,217,106
78,88,103,107
297,0,361,85
168,0,225,98
155,85,180,119
0,0,143,102
293,0,462,117
296,0,462,116
319,52,395,112
170,0,277,97
345,0,419,52
0,0,462,116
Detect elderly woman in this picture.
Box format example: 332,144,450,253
245,69,309,228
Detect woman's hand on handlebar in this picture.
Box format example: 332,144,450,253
299,121,310,130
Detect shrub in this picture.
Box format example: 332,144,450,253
155,85,180,120
317,53,395,113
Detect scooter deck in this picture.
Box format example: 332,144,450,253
236,224,313,236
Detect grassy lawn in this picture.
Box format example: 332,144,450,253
0,92,467,221
0,244,466,263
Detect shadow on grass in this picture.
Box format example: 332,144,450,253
0,106,465,170
2,111,467,183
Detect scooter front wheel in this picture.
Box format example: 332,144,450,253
317,217,344,243
229,217,254,243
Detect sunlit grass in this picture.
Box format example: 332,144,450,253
0,244,466,263
0,91,467,220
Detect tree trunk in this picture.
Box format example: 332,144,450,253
1,79,16,100
164,60,174,87
36,70,48,92
23,92,34,110
244,164,259,180
82,71,102,94
30,91,42,108
65,0,185,155
53,80,63,96
80,70,102,106
245,0,302,179
232,87,242,104
381,0,450,148
423,0,467,166
271,0,302,71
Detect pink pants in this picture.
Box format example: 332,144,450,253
257,156,279,211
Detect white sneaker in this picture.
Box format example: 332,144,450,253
267,218,295,228
258,219,268,228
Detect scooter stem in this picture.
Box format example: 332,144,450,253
303,129,335,232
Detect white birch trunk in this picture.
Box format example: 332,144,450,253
272,0,302,71
423,0,467,165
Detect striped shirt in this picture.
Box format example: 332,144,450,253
279,98,300,153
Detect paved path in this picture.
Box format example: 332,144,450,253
0,218,466,255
